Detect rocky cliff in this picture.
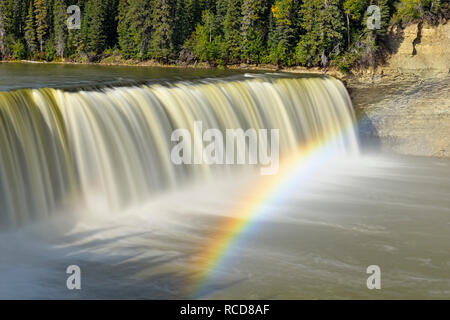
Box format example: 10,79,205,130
383,22,450,75
348,22,450,158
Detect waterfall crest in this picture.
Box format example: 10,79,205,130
0,74,358,227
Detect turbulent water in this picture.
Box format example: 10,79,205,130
0,66,448,299
0,74,357,227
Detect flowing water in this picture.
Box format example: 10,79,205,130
0,63,448,299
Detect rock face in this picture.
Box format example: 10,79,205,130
347,22,450,158
384,22,450,75
350,76,450,157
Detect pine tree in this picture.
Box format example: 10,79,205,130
53,0,66,58
118,0,153,59
150,0,173,61
222,0,242,63
34,0,48,52
296,0,345,66
117,0,134,58
191,9,219,62
268,0,295,66
0,0,8,56
104,0,119,48
376,0,391,35
216,0,228,26
241,0,268,63
0,0,22,57
343,0,368,47
82,0,106,53
129,0,153,58
66,0,86,56
24,0,37,55
9,0,27,38
173,0,190,50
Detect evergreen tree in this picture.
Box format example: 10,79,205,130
191,9,219,62
67,0,86,57
222,0,242,63
104,0,119,48
117,0,134,58
241,0,268,63
129,0,153,58
216,0,228,26
118,0,153,59
82,0,106,53
34,0,48,52
268,0,295,66
376,0,392,35
9,0,27,38
296,0,345,66
173,0,195,50
150,0,173,61
24,0,37,55
53,0,66,58
0,0,9,56
343,0,368,47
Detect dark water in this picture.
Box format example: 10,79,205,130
0,62,249,91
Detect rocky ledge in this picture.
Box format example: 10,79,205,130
346,22,449,158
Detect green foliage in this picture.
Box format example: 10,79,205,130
393,0,425,23
268,0,295,66
296,0,345,67
118,0,153,59
0,0,445,67
391,0,445,24
223,0,243,63
117,0,134,58
344,0,368,20
150,0,173,61
45,38,55,60
53,0,67,58
190,10,221,62
13,39,26,59
34,0,48,52
241,27,265,63
241,0,269,63
24,1,38,55
0,0,7,55
82,0,106,54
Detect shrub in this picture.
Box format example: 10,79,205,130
13,41,27,60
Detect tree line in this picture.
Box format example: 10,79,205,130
0,0,447,70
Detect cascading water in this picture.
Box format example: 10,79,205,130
2,69,450,300
0,74,358,228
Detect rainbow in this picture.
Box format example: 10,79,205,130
189,120,359,298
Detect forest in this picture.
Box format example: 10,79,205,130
0,0,447,70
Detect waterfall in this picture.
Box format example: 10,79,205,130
0,74,358,228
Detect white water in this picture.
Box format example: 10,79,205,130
0,74,357,227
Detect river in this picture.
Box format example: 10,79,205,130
0,63,448,299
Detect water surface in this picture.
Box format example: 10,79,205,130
0,64,448,299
